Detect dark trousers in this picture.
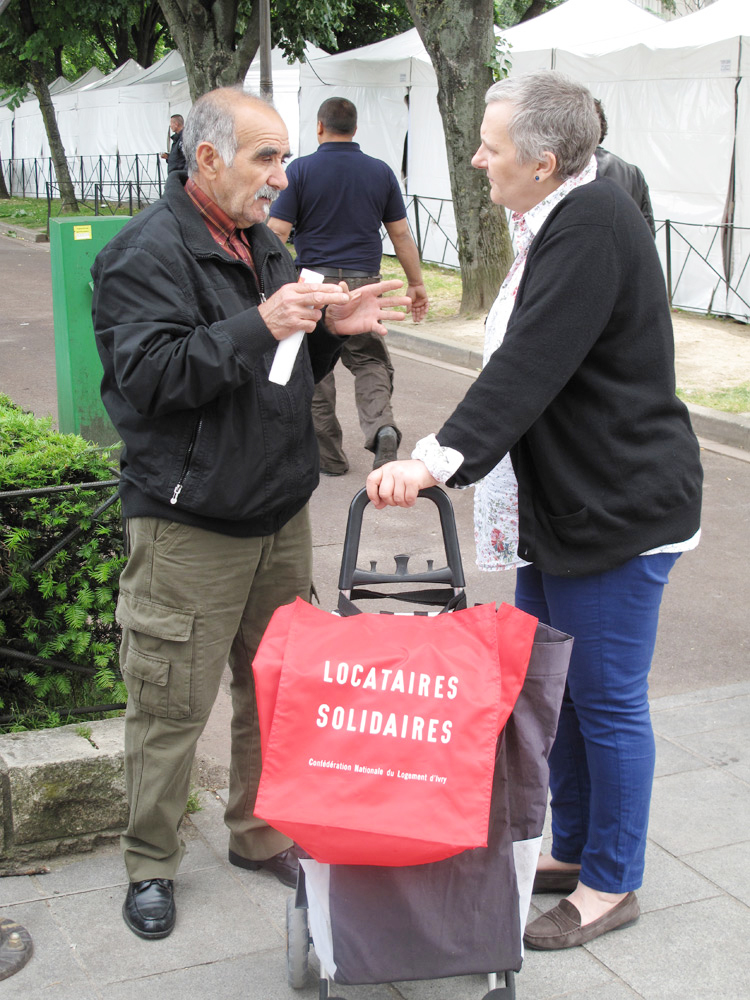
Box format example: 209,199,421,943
313,273,401,473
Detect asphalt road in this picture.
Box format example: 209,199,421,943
0,231,747,707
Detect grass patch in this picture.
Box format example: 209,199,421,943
185,788,203,815
381,255,463,321
0,196,54,230
0,195,135,233
282,241,464,322
678,383,750,414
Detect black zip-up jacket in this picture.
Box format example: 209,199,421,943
437,179,702,577
92,171,343,537
595,146,655,237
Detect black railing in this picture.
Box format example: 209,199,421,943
4,153,166,203
657,218,750,320
43,181,138,238
3,154,750,322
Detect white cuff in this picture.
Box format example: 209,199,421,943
411,434,465,485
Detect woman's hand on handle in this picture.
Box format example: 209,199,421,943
366,459,438,509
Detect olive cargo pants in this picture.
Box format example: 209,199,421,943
116,507,312,881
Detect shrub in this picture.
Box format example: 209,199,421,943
0,395,126,730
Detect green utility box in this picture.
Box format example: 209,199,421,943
50,216,131,445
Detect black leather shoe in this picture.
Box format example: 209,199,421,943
122,878,175,939
373,426,398,469
228,846,299,888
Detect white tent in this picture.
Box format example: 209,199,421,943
298,0,661,267
2,44,321,177
502,0,661,74
555,0,750,317
246,43,328,159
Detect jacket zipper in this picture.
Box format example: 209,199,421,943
257,246,269,302
167,244,279,506
170,416,202,505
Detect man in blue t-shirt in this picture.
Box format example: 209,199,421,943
268,97,428,475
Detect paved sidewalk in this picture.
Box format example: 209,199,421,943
1,230,749,999
2,680,749,1000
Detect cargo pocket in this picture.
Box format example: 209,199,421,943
116,590,196,720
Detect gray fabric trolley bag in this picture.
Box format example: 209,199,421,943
285,487,573,999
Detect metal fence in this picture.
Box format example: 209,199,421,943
3,154,749,322
2,153,167,205
658,218,750,322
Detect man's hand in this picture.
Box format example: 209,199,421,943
366,459,438,509
325,279,412,337
258,281,351,341
406,282,429,323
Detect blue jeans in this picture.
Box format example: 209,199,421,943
515,553,680,893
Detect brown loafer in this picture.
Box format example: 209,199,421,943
524,891,640,950
532,867,581,894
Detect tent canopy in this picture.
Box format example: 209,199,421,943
3,44,320,164
298,0,662,201
502,0,658,52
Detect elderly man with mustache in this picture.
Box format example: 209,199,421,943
92,86,411,940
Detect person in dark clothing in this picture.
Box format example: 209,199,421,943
269,97,429,474
93,86,410,941
594,99,655,236
368,72,702,951
161,113,186,174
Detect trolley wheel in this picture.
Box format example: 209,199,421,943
286,895,310,989
484,970,516,1000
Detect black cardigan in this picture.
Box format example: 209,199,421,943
438,178,702,577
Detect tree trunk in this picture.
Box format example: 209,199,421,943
519,0,551,23
133,1,166,67
407,1,513,314
159,0,260,101
28,64,79,212
0,160,10,199
113,20,132,66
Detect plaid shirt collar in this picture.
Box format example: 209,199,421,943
185,177,247,253
185,177,257,278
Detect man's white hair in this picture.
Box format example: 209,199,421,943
182,87,274,176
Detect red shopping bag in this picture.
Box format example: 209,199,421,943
253,597,537,867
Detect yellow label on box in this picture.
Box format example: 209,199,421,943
73,225,93,241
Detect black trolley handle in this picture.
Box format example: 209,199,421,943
338,486,466,599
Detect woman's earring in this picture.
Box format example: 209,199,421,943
535,175,540,181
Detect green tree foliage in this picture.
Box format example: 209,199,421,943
59,1,173,77
0,0,80,209
325,1,414,53
494,0,562,27
0,397,127,730
159,0,351,99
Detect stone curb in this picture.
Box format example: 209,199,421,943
0,720,127,863
386,326,750,454
681,401,750,453
0,222,48,243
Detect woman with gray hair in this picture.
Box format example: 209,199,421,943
367,72,702,949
